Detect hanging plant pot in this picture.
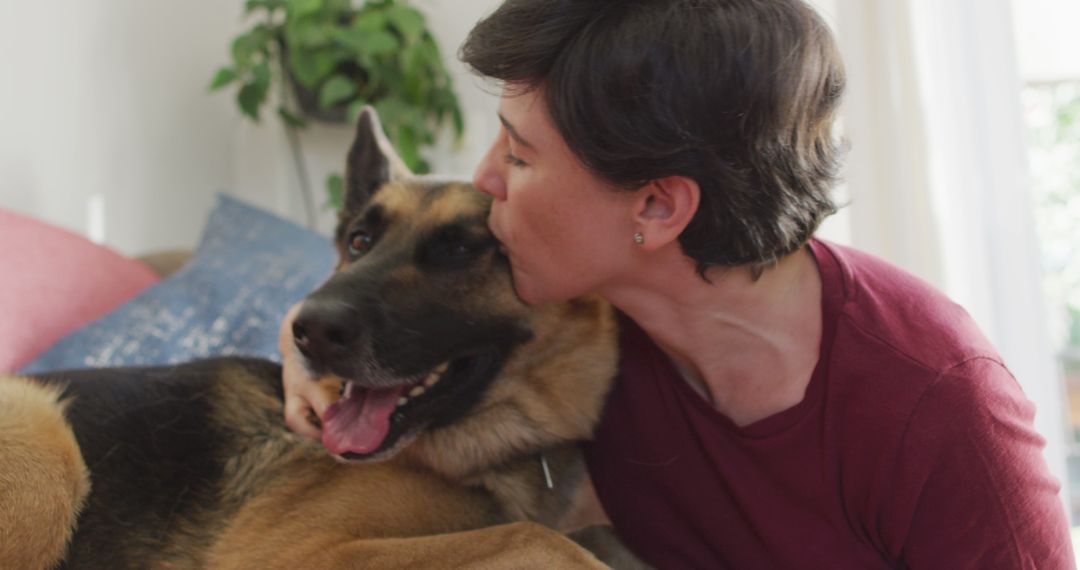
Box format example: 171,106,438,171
210,0,465,211
282,41,373,125
290,77,348,124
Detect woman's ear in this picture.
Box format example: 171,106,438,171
632,176,700,250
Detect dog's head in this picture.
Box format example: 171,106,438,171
294,108,617,471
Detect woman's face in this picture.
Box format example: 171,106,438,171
472,89,639,304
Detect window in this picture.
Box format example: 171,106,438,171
1023,80,1080,519
1014,0,1080,521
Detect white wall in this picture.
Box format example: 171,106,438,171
0,0,244,255
0,0,505,254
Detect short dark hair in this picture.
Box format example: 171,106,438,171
460,0,846,274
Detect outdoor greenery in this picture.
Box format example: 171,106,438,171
1023,81,1080,351
209,0,464,210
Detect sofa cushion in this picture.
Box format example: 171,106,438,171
0,209,160,372
21,195,335,373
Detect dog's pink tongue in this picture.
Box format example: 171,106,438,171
322,384,406,456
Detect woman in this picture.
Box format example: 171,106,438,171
283,0,1074,567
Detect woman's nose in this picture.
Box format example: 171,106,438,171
473,144,507,201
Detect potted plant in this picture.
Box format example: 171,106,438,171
209,0,464,212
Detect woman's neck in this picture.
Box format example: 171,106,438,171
601,245,824,427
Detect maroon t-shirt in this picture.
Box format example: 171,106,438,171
584,239,1074,569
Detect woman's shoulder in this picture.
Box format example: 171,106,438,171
810,239,1022,448
811,239,1002,375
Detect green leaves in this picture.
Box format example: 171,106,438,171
208,67,237,91
230,24,274,70
335,28,400,56
287,48,337,89
384,4,425,44
325,173,345,211
375,96,431,171
237,61,272,121
351,9,387,33
210,0,465,202
319,75,357,109
289,0,322,19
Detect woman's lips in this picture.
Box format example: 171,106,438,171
489,223,509,256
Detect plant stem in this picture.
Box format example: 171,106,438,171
273,37,316,230
284,124,317,230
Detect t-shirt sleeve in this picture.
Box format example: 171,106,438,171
880,357,1075,569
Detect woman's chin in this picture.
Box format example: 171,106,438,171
512,282,543,305
512,275,584,306
510,272,548,305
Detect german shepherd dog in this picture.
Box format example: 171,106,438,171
0,109,649,569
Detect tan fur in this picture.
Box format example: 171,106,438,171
203,295,619,568
0,112,645,567
408,298,618,483
0,264,626,569
0,376,89,570
374,181,424,217
193,179,625,567
426,182,488,223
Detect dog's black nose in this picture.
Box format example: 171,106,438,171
292,299,359,365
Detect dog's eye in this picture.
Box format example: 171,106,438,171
348,230,374,256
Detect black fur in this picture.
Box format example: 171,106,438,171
37,358,281,569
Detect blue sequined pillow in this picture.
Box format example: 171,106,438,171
21,195,335,373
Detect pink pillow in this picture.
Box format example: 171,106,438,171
0,210,160,372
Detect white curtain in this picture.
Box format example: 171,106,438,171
834,0,1069,518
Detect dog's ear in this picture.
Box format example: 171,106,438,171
343,106,413,214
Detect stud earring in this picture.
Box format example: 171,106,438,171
633,232,645,245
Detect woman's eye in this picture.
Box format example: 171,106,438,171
348,230,374,256
504,153,527,167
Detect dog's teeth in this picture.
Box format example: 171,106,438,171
409,386,425,398
423,362,449,388
397,397,408,406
